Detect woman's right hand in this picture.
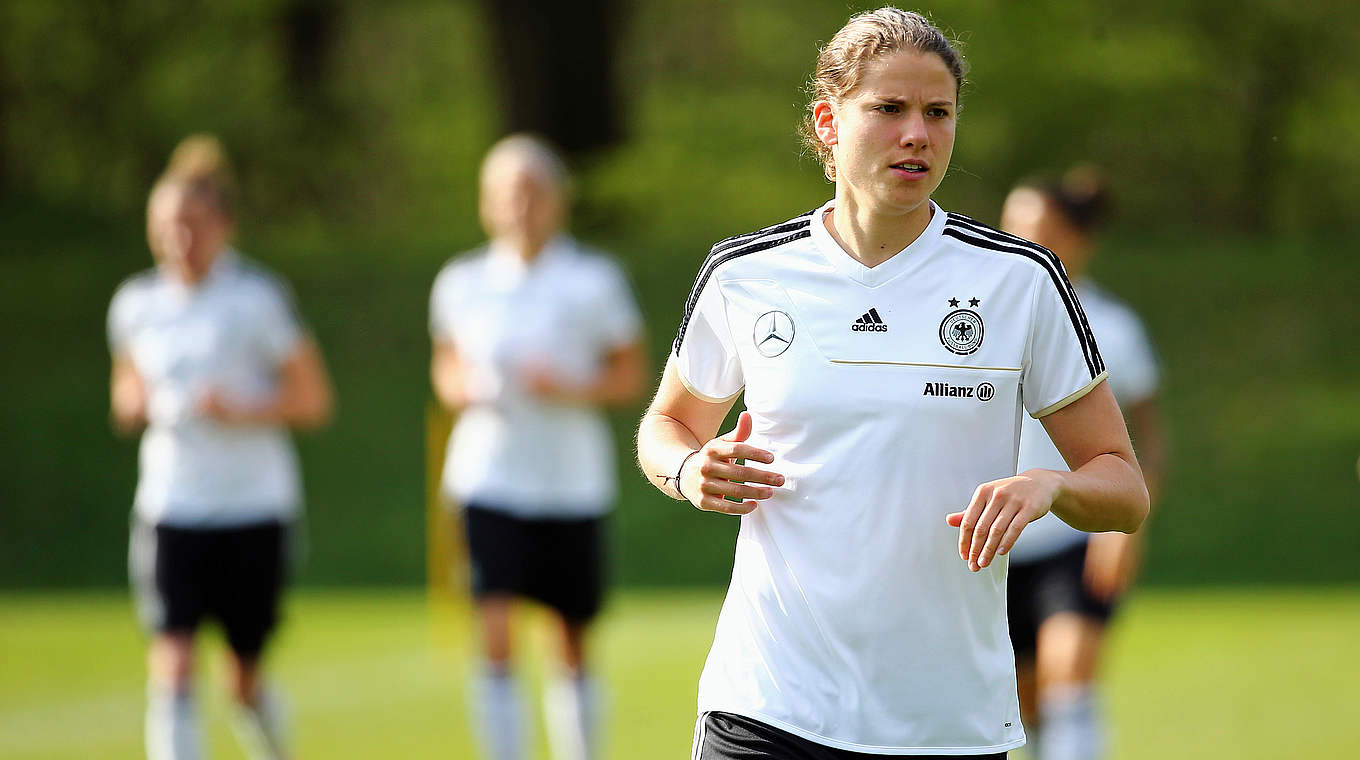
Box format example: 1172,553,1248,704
679,411,785,515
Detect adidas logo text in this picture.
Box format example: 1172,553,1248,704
852,308,888,332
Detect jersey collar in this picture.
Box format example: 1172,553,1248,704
487,235,570,283
159,246,238,297
809,199,946,288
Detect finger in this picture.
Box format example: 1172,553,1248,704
718,442,776,465
993,509,1030,559
977,504,1021,569
945,511,964,528
698,456,764,506
700,476,774,502
698,494,758,515
957,485,990,561
706,460,785,487
722,410,753,443
969,493,1006,569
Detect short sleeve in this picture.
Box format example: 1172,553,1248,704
429,262,461,343
1023,270,1107,418
1106,313,1160,406
590,263,643,350
254,279,304,364
673,275,743,402
107,281,139,355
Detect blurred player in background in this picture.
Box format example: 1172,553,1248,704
429,134,646,760
109,135,334,760
1001,167,1167,760
638,8,1148,758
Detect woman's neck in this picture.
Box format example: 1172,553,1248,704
500,233,552,263
827,192,933,268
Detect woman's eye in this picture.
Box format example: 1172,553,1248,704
875,104,900,114
927,107,950,119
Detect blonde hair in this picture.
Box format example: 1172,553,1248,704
479,133,570,196
801,8,968,181
146,134,236,247
151,133,237,216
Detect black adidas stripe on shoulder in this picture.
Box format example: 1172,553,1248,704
708,212,815,258
943,213,1105,378
672,211,815,357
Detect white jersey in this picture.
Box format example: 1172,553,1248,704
1009,281,1160,564
674,200,1106,754
107,250,305,527
430,236,642,518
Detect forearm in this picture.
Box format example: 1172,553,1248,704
111,408,147,434
567,366,644,407
1127,400,1167,505
636,410,705,501
235,341,334,429
1041,452,1148,534
431,363,477,411
241,387,332,429
110,358,148,434
431,341,486,411
551,343,646,407
1139,445,1165,507
111,389,148,434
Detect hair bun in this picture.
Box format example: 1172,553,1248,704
1055,163,1110,231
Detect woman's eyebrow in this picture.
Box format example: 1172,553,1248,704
867,94,955,107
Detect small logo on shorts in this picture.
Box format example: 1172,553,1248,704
939,307,984,355
753,310,795,357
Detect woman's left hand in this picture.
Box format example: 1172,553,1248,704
522,364,573,402
946,469,1062,572
197,388,252,424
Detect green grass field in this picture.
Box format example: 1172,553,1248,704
2,587,1357,759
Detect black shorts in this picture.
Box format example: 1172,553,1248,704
1006,540,1116,658
693,712,1007,760
129,518,289,658
462,503,606,622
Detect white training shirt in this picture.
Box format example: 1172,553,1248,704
107,250,305,527
430,236,642,518
1009,280,1159,564
674,200,1106,754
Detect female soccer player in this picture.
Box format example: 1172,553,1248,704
636,8,1148,759
429,134,646,760
109,135,334,760
1001,168,1167,760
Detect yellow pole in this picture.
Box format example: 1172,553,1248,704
426,399,465,650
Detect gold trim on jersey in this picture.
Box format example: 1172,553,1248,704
1032,370,1110,418
676,367,745,404
829,359,1022,372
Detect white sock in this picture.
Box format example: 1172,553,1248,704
1039,686,1103,760
231,686,290,760
471,666,529,760
544,672,601,760
146,685,202,760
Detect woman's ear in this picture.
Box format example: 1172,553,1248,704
812,100,838,147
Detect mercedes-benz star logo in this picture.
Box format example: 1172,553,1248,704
754,310,795,358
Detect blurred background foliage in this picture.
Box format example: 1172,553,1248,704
1,0,1357,588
